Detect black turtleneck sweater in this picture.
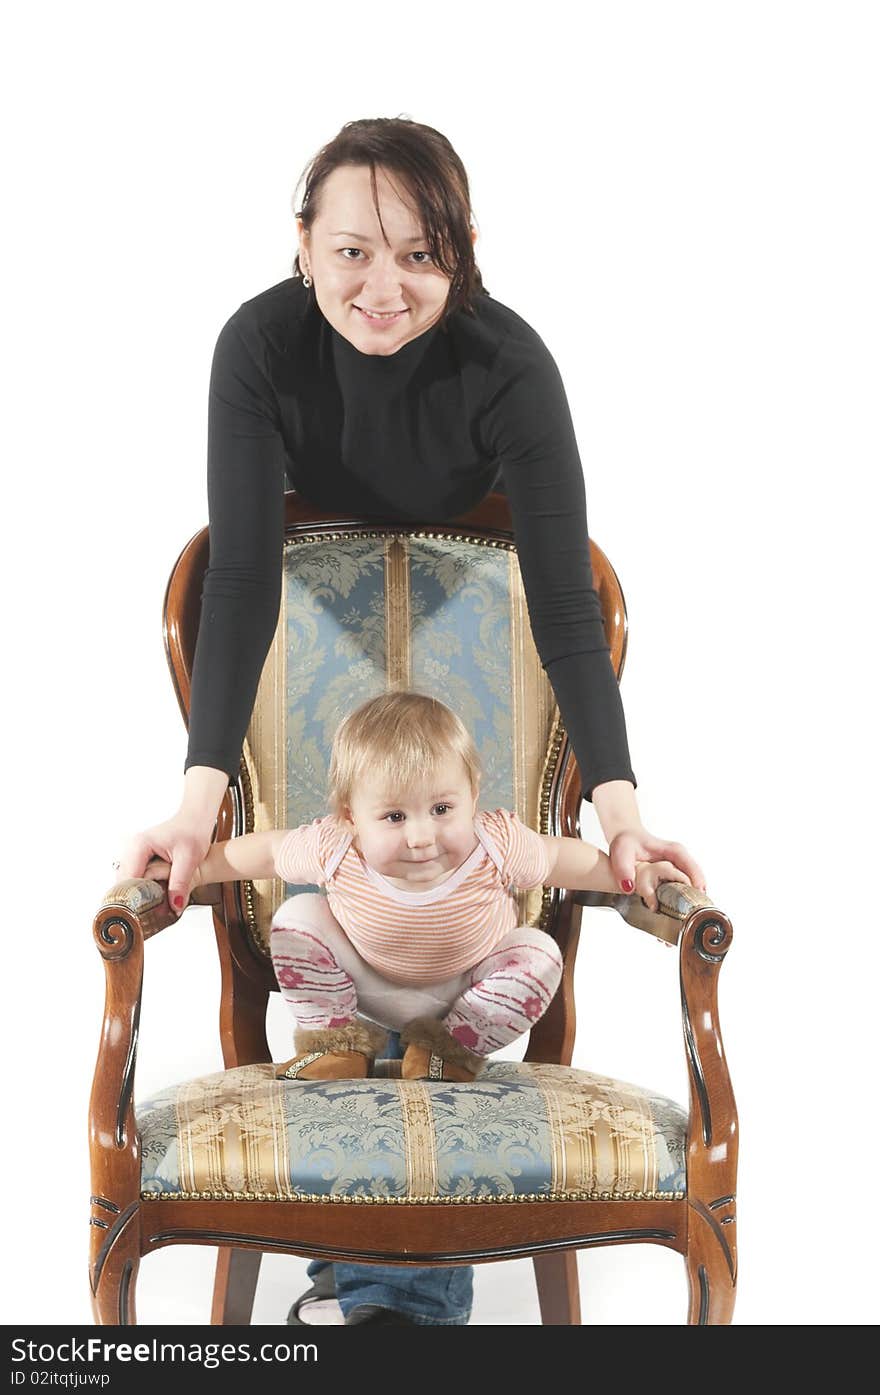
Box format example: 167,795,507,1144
185,276,636,800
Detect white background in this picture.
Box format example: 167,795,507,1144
3,0,877,1326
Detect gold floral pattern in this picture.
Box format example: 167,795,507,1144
138,1059,686,1202
242,532,560,952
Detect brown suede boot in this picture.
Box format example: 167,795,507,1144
275,1019,389,1081
399,1017,486,1083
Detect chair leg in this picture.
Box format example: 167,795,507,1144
533,1250,581,1324
212,1247,263,1324
685,1206,737,1324
211,931,272,1324
90,1209,140,1324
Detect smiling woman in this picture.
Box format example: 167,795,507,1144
291,117,484,345
119,113,707,1326
296,164,476,352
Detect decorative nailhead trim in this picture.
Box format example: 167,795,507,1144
141,1188,685,1204
280,531,518,552
537,716,568,929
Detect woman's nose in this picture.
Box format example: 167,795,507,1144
363,260,403,295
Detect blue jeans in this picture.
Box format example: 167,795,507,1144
306,1031,474,1325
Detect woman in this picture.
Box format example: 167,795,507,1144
120,116,706,1326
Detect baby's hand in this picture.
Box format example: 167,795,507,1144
143,857,204,906
144,856,172,884
634,860,692,913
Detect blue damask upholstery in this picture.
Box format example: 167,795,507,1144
241,531,559,950
137,1060,687,1203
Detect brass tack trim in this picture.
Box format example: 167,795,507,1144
538,717,567,831
537,715,568,929
141,1188,685,1204
281,530,516,553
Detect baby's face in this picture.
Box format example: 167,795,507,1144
343,756,479,888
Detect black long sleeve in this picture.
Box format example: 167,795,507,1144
184,319,286,779
484,327,636,797
184,278,636,798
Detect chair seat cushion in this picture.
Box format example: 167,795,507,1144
138,1059,687,1204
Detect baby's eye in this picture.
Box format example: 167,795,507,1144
384,811,405,824
432,803,452,816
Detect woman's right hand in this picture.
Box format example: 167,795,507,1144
117,812,215,917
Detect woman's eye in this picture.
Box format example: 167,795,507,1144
338,248,431,264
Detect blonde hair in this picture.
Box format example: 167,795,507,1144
328,691,481,812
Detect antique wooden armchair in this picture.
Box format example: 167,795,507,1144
90,492,737,1325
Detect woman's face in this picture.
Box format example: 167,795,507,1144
298,163,465,356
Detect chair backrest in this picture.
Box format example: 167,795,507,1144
164,492,628,971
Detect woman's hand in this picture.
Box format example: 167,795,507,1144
117,813,214,918
633,859,692,913
608,826,707,899
142,854,206,908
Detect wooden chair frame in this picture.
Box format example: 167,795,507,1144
89,493,737,1325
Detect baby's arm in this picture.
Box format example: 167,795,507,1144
145,830,289,895
542,837,690,912
200,831,289,884
542,836,619,894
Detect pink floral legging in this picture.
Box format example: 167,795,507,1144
270,893,564,1058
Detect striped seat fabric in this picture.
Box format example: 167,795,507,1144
138,1059,687,1204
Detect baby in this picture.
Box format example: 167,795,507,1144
147,692,689,1083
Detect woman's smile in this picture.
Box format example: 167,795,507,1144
354,304,409,327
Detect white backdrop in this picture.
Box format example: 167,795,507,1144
3,0,877,1326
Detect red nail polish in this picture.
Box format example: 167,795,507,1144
172,894,184,909
622,879,634,893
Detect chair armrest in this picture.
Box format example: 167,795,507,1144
575,874,737,1270
99,876,220,941
573,880,714,946
88,875,214,1282
678,899,738,1280
577,878,738,1270
99,877,175,940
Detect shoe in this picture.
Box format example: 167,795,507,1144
286,1266,343,1326
276,1050,372,1081
345,1304,421,1326
275,1019,389,1081
399,1017,485,1083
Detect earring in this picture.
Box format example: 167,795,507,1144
302,270,312,288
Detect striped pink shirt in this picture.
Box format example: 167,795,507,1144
274,808,551,985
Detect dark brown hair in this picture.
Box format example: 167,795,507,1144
291,116,488,325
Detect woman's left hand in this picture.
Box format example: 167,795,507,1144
608,826,707,897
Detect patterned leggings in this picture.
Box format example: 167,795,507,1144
270,893,564,1058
